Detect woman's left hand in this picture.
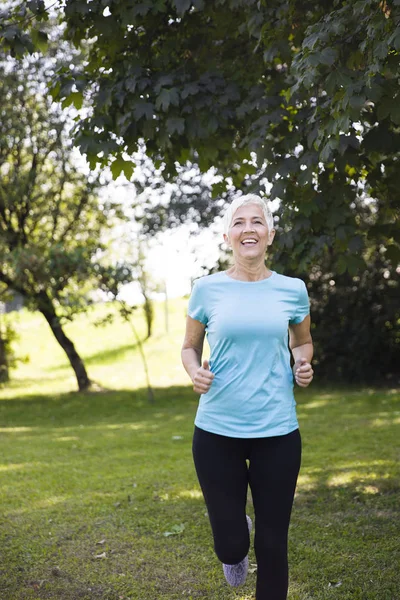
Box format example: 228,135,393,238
293,357,313,387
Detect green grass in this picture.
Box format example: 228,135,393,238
0,301,399,599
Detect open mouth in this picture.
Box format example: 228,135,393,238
241,239,258,246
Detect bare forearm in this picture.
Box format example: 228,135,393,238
181,347,201,382
291,342,313,364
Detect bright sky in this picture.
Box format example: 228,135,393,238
69,145,225,305
101,174,226,305
115,219,225,304
101,165,280,305
146,222,224,297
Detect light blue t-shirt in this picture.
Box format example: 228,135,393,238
187,271,310,438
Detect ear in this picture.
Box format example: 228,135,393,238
223,233,230,246
267,229,276,246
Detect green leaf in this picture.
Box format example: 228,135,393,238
347,235,364,253
174,0,191,16
70,91,84,110
390,101,400,125
270,179,285,200
349,95,366,110
192,0,205,9
336,254,347,275
263,45,278,62
31,29,48,52
319,47,337,67
181,82,200,99
320,140,333,162
59,80,75,98
132,2,153,17
163,523,185,536
385,244,400,264
133,101,154,120
307,128,318,149
154,75,174,94
391,29,400,51
324,71,338,96
166,117,185,135
125,77,137,93
346,254,366,276
156,88,180,111
302,33,319,50
307,52,322,67
111,157,134,180
27,0,45,15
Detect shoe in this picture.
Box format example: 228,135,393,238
222,515,252,587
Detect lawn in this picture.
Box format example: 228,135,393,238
0,300,399,599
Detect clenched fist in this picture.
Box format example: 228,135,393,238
293,357,313,388
193,359,215,394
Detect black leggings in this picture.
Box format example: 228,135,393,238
192,426,301,600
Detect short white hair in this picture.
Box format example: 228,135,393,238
223,194,274,235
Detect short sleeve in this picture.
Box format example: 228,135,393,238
187,279,208,325
289,279,310,325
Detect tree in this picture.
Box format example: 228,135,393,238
137,250,155,340
2,2,399,387
0,287,28,384
0,56,125,391
0,289,11,383
94,263,154,402
1,0,399,274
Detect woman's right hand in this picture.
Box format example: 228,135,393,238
192,359,215,394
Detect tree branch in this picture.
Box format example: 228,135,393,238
0,268,26,298
57,189,91,243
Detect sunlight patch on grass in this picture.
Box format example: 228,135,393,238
0,462,39,472
327,470,389,487
334,459,393,468
102,423,147,431
370,416,400,427
8,494,69,515
177,489,203,500
0,426,34,433
300,399,330,409
301,466,324,474
359,485,380,495
297,473,316,491
54,436,80,442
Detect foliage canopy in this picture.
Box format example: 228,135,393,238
1,1,400,384
0,56,131,389
1,1,399,275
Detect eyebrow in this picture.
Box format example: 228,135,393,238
232,216,265,222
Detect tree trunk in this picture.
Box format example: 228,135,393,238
142,295,154,339
36,292,91,391
0,334,9,383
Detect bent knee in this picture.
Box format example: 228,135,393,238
215,538,249,565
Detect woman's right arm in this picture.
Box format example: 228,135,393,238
181,316,214,394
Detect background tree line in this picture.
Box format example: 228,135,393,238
0,0,399,386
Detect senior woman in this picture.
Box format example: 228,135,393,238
181,194,313,600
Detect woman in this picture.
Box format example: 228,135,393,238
181,194,313,600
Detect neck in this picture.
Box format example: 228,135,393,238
226,259,271,282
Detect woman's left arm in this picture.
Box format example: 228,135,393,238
289,315,314,388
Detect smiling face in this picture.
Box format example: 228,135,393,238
223,203,275,260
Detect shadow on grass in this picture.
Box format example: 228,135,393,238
45,340,144,373
0,382,191,413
